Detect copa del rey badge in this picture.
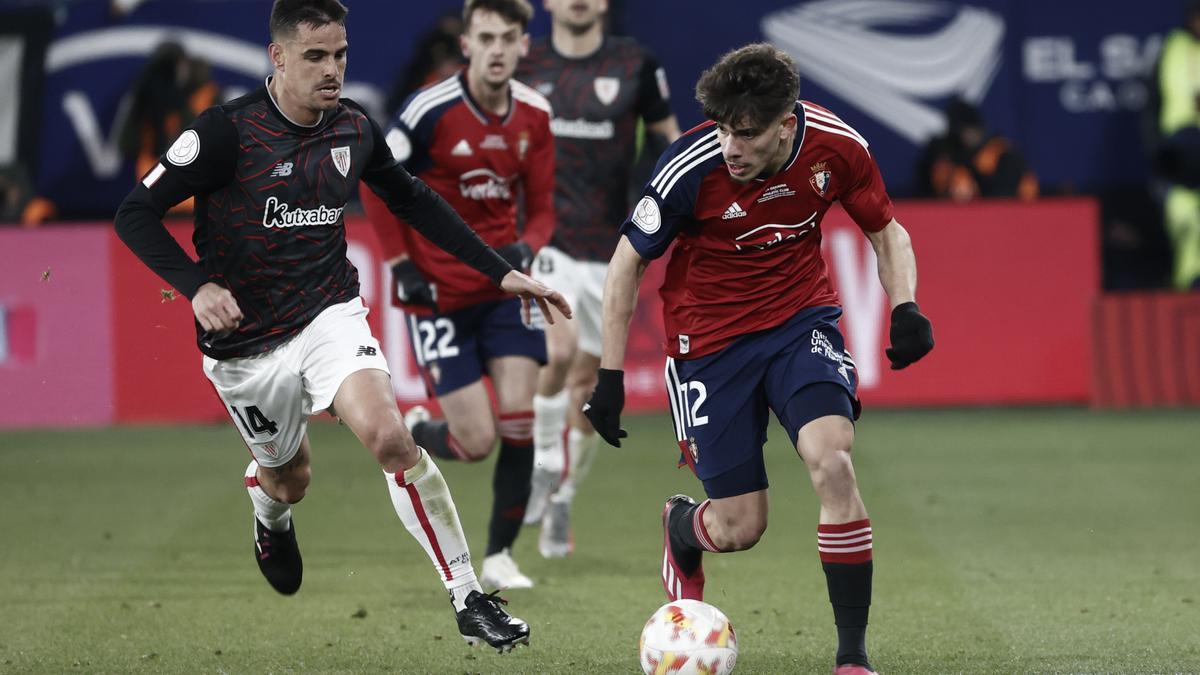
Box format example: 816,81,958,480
594,76,619,105
331,146,351,177
809,161,831,197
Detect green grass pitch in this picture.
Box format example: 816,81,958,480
1,408,1198,673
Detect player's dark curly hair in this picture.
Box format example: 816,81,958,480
463,0,533,31
270,0,348,42
695,43,801,130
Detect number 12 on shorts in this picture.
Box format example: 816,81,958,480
231,405,279,437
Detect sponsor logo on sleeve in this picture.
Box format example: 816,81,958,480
655,67,670,101
166,129,200,166
632,196,662,234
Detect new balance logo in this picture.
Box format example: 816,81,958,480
722,202,747,220
451,139,473,156
270,162,293,177
356,346,377,356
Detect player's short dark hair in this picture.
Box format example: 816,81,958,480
270,0,348,42
463,0,533,31
695,43,801,131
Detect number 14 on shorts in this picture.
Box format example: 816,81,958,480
231,405,279,437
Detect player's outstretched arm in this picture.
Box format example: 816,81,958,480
500,269,572,326
866,219,934,369
583,236,649,447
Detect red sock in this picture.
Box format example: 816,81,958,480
817,518,873,564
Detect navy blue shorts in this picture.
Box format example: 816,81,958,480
665,305,861,499
407,298,547,397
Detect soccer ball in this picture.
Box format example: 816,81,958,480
639,599,738,675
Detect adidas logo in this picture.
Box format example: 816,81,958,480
270,161,293,177
451,139,473,156
722,202,747,220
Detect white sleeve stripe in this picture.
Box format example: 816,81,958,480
802,105,870,148
664,358,686,441
403,76,459,112
142,163,166,188
511,80,553,115
661,145,723,197
650,130,719,193
400,81,462,128
806,121,870,153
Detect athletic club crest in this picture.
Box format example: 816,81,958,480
809,161,831,197
594,76,620,105
331,146,351,177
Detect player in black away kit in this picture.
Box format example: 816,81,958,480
114,0,570,653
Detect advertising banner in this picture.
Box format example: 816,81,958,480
0,227,114,427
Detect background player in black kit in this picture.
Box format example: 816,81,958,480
516,0,679,557
113,0,570,653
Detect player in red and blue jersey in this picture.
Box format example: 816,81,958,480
583,44,935,675
360,0,555,591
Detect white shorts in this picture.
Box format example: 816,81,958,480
202,297,389,468
531,246,607,357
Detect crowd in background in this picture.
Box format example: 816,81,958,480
2,0,1199,291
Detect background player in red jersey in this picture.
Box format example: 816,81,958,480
115,0,572,653
361,0,555,591
515,0,680,559
583,44,934,675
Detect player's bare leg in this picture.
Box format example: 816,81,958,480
332,369,529,650
411,381,497,462
527,312,579,524
246,437,311,595
479,355,538,589
796,414,875,674
539,350,601,556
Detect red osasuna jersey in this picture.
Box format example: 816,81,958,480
362,71,555,313
621,101,894,360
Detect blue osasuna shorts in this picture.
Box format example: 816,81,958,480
406,297,547,397
664,305,861,499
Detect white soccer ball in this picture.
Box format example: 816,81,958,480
639,599,738,675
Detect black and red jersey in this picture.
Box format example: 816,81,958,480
517,36,672,262
115,80,510,359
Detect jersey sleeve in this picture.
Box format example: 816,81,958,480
837,139,894,233
520,114,556,252
618,145,696,260
113,107,238,298
634,49,673,124
360,115,513,286
383,92,436,176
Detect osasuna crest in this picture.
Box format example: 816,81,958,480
594,76,620,105
809,161,831,197
331,146,351,177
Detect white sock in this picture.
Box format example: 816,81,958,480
557,428,600,502
244,460,292,531
533,391,568,473
382,447,481,607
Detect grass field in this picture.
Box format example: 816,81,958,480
1,408,1199,674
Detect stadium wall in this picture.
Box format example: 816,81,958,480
0,199,1108,428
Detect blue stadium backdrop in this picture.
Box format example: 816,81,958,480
33,0,1182,218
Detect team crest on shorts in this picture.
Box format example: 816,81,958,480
261,441,279,458
809,161,831,197
331,146,351,177
687,436,700,463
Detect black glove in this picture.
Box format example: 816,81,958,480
885,301,934,370
497,240,534,271
583,368,628,447
391,259,437,309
